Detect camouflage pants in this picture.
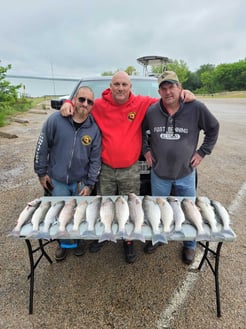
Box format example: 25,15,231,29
97,163,140,195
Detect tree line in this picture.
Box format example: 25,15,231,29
103,58,246,94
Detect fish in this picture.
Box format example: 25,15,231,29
156,197,174,235
210,200,234,236
27,200,51,237
115,196,130,239
98,197,116,243
167,197,185,236
70,200,88,236
142,195,167,245
196,197,224,240
9,198,42,237
181,198,210,241
127,193,145,243
36,200,65,239
53,198,77,238
82,196,102,238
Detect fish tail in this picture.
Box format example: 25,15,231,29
99,233,117,243
26,230,39,238
81,230,97,238
7,230,20,238
210,232,225,240
128,232,145,243
69,229,81,238
221,229,235,237
196,233,211,241
152,234,168,245
116,229,130,239
35,232,51,240
174,229,185,237
53,230,69,239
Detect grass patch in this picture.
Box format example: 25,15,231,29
0,96,52,127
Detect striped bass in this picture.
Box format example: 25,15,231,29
82,196,102,238
9,198,42,237
37,200,65,239
181,198,210,241
211,200,234,236
127,193,145,243
99,197,116,243
115,196,129,239
196,197,225,241
27,201,51,237
156,197,174,234
53,198,77,238
167,197,185,235
70,200,88,236
143,196,167,245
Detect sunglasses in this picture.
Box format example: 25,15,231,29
77,97,94,106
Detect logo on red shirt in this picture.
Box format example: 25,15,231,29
128,111,136,121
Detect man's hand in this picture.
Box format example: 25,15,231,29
60,102,74,117
181,89,196,103
190,152,203,168
39,175,54,191
79,185,93,196
144,151,155,168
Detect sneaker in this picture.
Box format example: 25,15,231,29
89,240,107,253
182,247,195,265
143,241,163,254
55,246,67,261
123,241,136,264
73,240,86,257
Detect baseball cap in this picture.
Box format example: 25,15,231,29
158,71,179,87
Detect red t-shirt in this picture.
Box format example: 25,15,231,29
91,88,157,168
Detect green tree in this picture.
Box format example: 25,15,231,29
0,63,31,126
151,59,189,84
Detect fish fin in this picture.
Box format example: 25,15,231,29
128,232,145,243
99,233,117,243
152,234,168,245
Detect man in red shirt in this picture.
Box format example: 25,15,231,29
60,71,195,263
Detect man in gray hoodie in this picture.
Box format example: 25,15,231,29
142,71,219,264
34,86,101,261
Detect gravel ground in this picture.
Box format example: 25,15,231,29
0,98,245,329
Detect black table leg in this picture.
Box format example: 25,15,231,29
198,241,223,317
25,239,53,314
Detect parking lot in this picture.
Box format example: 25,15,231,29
0,98,245,329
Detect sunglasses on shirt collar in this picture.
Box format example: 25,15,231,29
77,97,94,106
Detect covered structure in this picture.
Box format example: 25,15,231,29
137,55,169,76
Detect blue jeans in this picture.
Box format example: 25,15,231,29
51,179,84,247
151,169,196,250
51,178,82,196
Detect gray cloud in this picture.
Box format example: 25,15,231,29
1,0,245,77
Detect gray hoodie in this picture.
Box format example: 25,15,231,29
34,112,101,186
142,99,219,180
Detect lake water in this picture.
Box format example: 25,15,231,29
6,76,80,98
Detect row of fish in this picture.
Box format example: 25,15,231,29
9,194,235,244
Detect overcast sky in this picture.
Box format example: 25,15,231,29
1,0,245,78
